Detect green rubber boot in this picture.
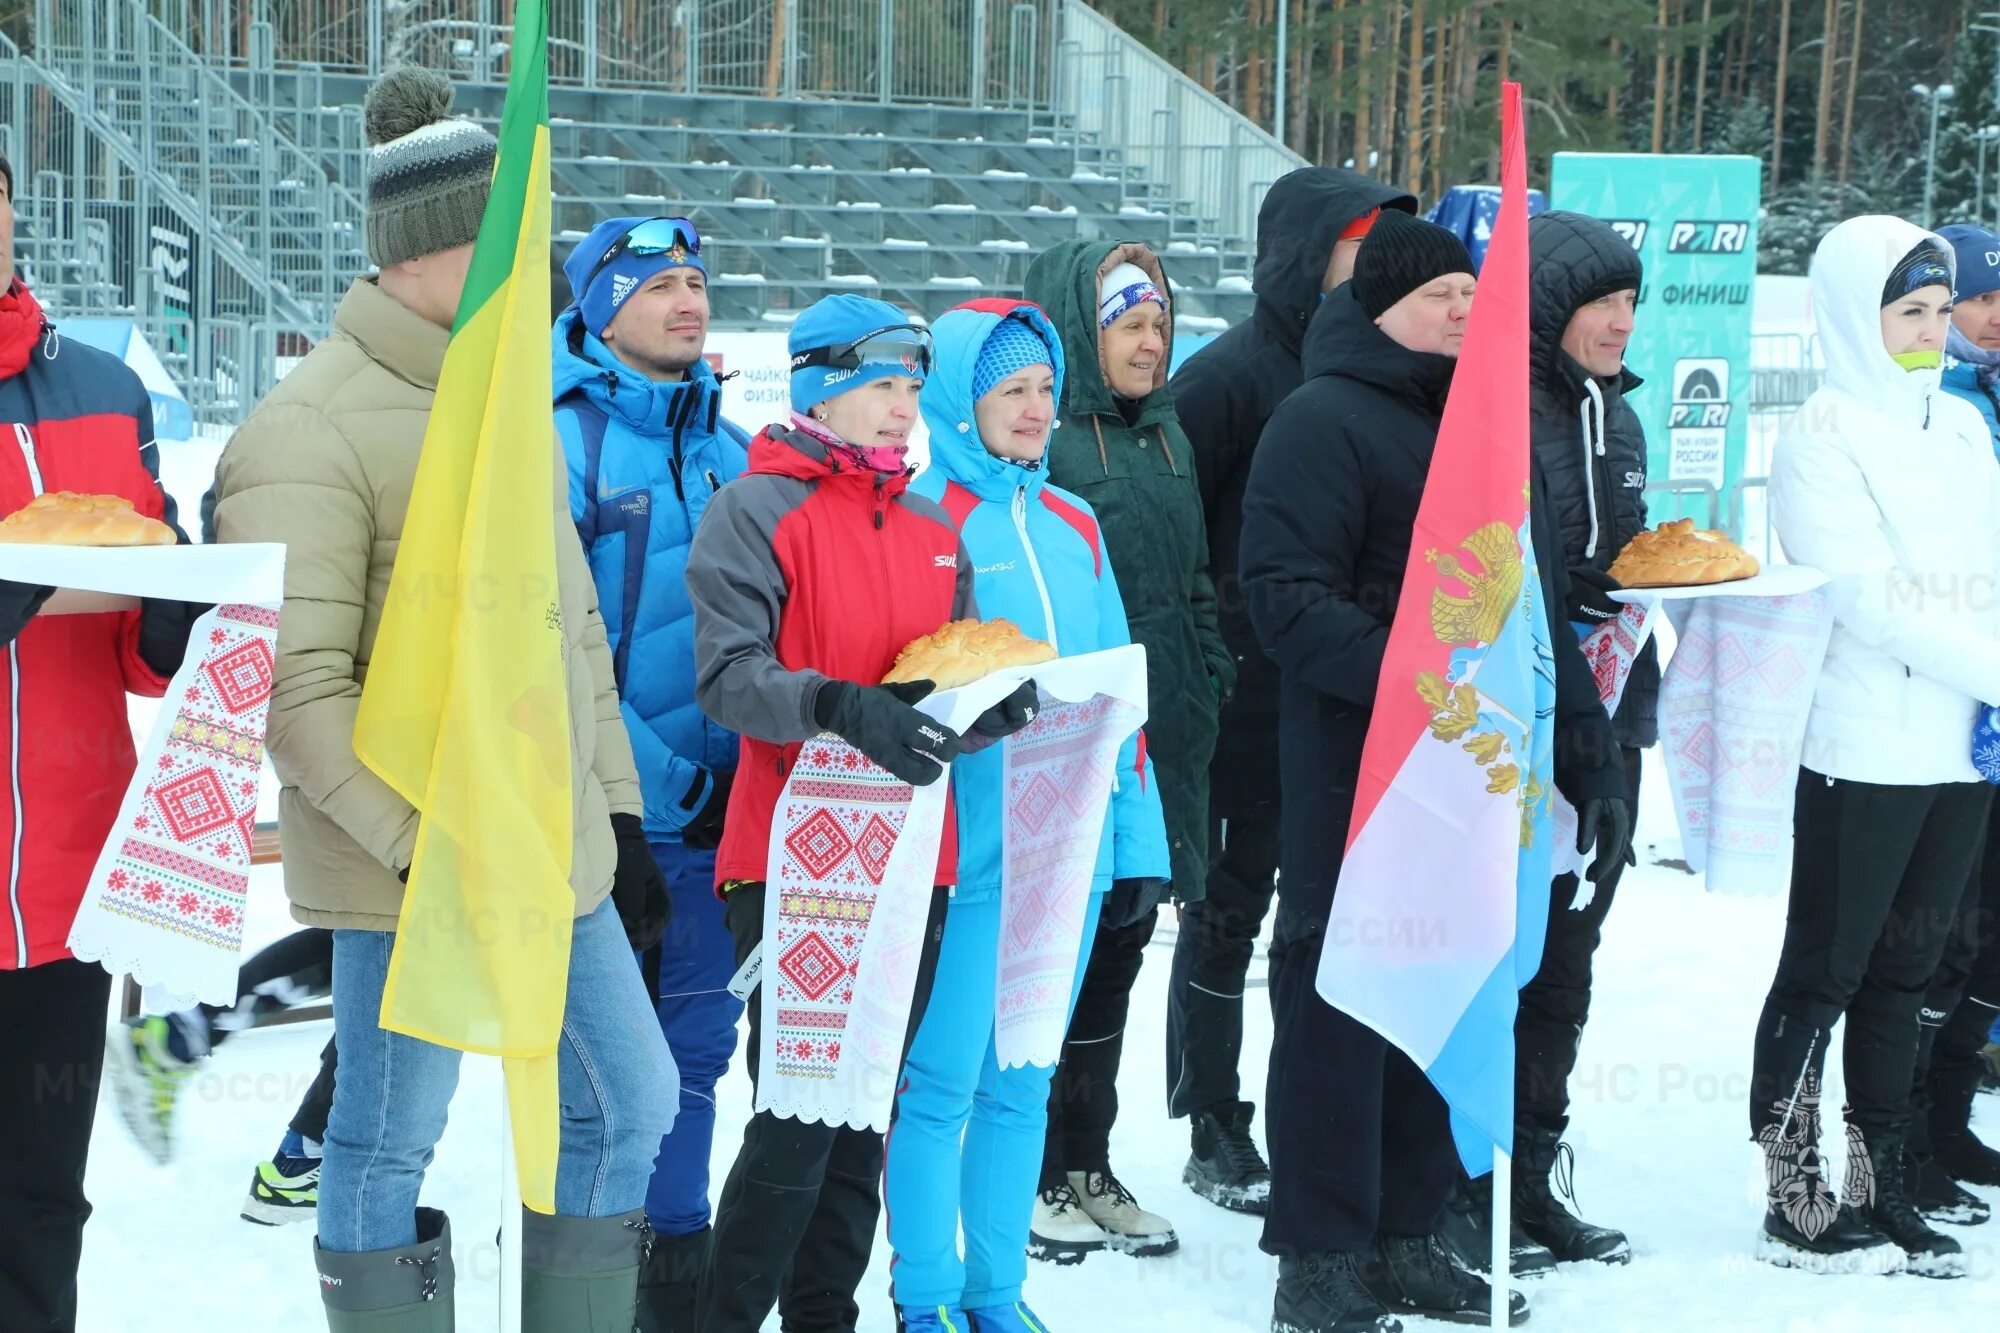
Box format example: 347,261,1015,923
520,1206,649,1332
315,1208,455,1331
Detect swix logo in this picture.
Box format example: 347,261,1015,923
1623,470,1645,488
1605,219,1649,251
1667,220,1751,255
933,554,958,569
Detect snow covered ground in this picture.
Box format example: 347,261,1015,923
72,746,2000,1331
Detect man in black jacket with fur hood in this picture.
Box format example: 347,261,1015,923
1440,211,1654,1277
1167,167,1415,1216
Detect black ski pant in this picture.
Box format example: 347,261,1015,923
1517,746,1642,1133
1910,804,2000,1155
702,881,947,1333
0,959,112,1332
1750,771,1990,1145
198,926,332,1047
1261,916,1457,1258
289,1036,338,1147
1166,804,1280,1118
1040,907,1155,1186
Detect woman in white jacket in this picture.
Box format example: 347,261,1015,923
1754,215,2000,1279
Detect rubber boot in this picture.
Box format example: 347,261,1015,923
520,1206,650,1332
314,1208,455,1331
635,1225,707,1333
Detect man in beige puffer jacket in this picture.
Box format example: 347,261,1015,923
212,66,676,1332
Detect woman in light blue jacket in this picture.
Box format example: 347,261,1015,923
883,300,1170,1333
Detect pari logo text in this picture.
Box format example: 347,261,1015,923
1667,220,1751,255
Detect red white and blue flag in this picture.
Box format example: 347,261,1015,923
1316,82,1554,1168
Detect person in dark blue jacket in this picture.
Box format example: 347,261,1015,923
555,215,751,1331
884,299,1170,1333
1941,223,2000,451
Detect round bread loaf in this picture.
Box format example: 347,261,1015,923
882,618,1057,690
0,491,177,547
1605,518,1759,589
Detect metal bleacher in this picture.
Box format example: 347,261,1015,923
4,0,1296,427
252,67,1233,326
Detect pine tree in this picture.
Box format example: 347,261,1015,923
1932,23,2000,225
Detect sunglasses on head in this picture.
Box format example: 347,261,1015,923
586,216,702,290
790,323,935,378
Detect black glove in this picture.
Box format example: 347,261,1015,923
137,596,213,677
0,579,54,644
680,768,732,852
1569,566,1624,625
813,680,962,786
1577,796,1636,884
970,681,1040,740
610,811,671,950
1099,876,1166,931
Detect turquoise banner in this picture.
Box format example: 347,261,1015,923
1548,153,1761,527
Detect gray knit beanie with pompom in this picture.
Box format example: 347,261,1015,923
362,65,497,267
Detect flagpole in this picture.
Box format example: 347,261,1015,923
1490,1145,1512,1332
500,1074,523,1333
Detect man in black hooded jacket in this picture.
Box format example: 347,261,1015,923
1439,211,1654,1275
1242,210,1630,1333
1166,167,1415,1214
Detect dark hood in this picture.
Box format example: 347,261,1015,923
1024,237,1175,424
1527,210,1645,396
1253,168,1417,354
1300,283,1455,414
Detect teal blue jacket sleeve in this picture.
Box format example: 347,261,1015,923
1099,540,1171,882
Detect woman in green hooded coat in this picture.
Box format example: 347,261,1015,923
1020,240,1233,1264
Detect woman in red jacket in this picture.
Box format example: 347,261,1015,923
0,160,203,1331
686,293,1032,1333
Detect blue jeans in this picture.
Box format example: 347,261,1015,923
319,897,679,1253
884,888,1104,1308
639,841,744,1236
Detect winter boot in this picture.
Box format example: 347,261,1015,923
1271,1251,1402,1333
1436,1172,1555,1279
1513,1123,1629,1266
1931,1063,2000,1187
965,1300,1055,1331
106,1014,197,1165
1027,1180,1108,1265
1908,1148,1990,1227
1843,1130,1967,1279
520,1206,650,1330
1184,1099,1273,1215
314,1208,454,1331
897,1304,969,1331
634,1224,706,1333
1357,1234,1528,1327
1070,1169,1178,1257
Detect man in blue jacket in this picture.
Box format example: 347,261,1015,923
556,215,750,1332
1941,223,2000,449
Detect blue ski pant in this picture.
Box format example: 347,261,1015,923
884,888,1103,1308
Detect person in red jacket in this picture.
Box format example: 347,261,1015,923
0,151,203,1331
686,293,1033,1333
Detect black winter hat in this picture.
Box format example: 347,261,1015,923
1351,208,1475,321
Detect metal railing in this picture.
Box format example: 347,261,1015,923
149,0,1060,107
36,0,365,332
1049,0,1304,246
1,23,301,428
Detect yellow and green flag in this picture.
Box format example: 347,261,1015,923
353,0,570,1212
